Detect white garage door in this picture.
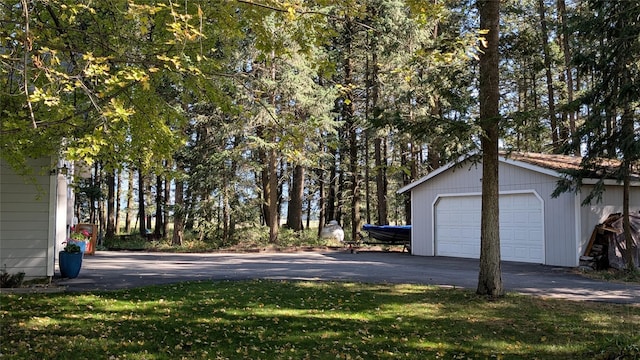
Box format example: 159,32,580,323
434,193,544,264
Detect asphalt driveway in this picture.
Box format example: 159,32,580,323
56,250,640,304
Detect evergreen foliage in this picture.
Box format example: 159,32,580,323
1,0,637,252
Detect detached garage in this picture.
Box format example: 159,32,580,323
398,152,640,267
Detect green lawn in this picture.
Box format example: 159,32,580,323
1,280,638,359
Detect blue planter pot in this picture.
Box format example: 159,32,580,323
59,251,83,278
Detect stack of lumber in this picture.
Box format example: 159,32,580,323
580,213,640,270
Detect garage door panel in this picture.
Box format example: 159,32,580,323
462,244,480,257
530,248,543,260
501,212,514,223
503,248,529,262
501,228,515,241
505,246,543,262
511,230,529,242
462,228,480,239
438,243,479,258
435,194,544,264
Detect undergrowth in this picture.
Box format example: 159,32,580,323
101,226,340,253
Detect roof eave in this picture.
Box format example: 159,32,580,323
397,154,476,194
582,178,640,186
499,155,563,178
397,152,639,194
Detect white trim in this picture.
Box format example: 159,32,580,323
432,189,543,198
500,156,562,178
397,154,477,194
431,190,546,264
574,192,582,267
539,193,546,263
47,172,57,277
410,191,417,255
398,165,450,194
533,190,546,265
397,153,637,194
581,178,640,186
429,196,439,256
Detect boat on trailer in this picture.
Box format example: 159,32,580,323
361,224,411,246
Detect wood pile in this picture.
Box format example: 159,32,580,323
580,213,640,270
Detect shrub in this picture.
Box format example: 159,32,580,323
0,267,25,288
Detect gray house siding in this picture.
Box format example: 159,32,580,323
0,159,54,277
0,158,69,279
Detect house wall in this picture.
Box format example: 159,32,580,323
0,159,57,278
410,160,579,267
578,184,640,257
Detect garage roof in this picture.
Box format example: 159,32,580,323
397,152,640,194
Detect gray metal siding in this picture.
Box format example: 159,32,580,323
579,185,640,257
410,160,579,266
0,159,52,277
410,187,433,256
499,162,578,266
410,162,484,257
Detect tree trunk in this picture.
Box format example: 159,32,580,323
260,154,270,227
336,168,344,226
138,166,146,237
427,141,442,171
106,170,116,238
326,148,338,224
305,186,311,230
222,177,231,243
428,99,443,171
400,139,412,225
115,170,121,235
184,181,195,230
256,117,278,243
277,158,285,227
99,186,105,236
90,162,98,224
344,17,360,242
365,132,372,225
287,164,305,231
369,26,386,226
163,170,170,238
197,193,209,242
154,174,163,239
557,0,576,152
125,167,133,233
349,124,361,242
537,0,559,151
317,167,326,237
622,170,635,270
364,57,372,227
374,137,388,225
172,175,184,246
267,147,279,243
477,0,504,297
621,104,636,271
